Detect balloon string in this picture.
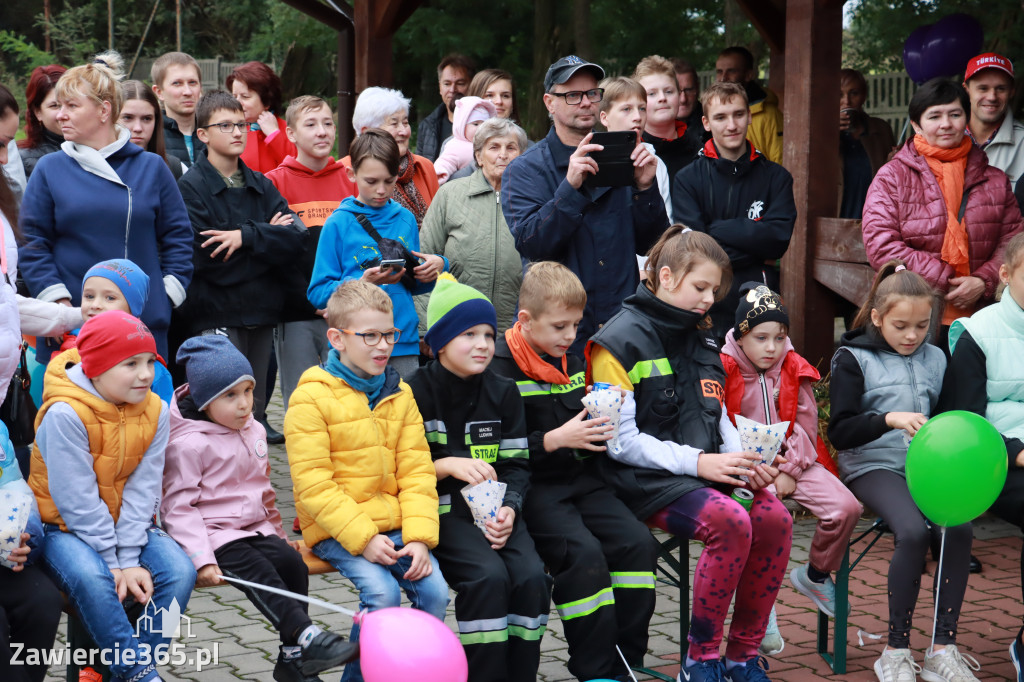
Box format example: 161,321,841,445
930,526,946,653
220,574,357,617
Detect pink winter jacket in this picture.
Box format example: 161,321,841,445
720,334,820,481
161,385,286,570
862,140,1023,300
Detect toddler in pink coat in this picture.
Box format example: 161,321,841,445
432,96,496,184
161,335,357,682
720,283,862,655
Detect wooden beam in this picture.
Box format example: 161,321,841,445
277,0,350,31
813,218,868,263
813,261,875,306
779,0,844,368
354,0,392,89
734,0,785,52
373,0,421,37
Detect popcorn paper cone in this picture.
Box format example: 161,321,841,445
734,415,790,467
581,388,623,455
0,489,32,569
461,480,507,534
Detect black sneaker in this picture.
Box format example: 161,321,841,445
274,653,323,682
260,417,285,445
301,632,359,676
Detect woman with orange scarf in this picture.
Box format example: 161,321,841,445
862,77,1022,334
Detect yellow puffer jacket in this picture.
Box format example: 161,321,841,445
748,87,784,165
29,348,162,530
284,366,439,555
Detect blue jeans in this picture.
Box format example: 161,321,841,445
41,525,197,681
313,530,449,682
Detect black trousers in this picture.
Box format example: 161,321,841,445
0,564,63,682
525,472,658,681
215,534,312,645
991,466,1024,614
433,510,552,682
849,470,972,648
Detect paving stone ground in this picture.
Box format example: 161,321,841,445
43,392,1024,681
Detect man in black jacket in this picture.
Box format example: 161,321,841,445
415,54,474,162
152,52,206,167
177,91,307,424
672,81,796,339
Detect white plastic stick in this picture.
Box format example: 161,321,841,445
930,526,946,653
616,645,640,682
220,574,357,617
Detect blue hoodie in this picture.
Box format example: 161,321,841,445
308,197,445,358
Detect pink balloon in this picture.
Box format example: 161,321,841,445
356,607,468,682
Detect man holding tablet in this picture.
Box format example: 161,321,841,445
501,55,669,354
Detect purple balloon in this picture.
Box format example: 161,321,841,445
903,13,984,84
903,25,931,84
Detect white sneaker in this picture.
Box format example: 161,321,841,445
874,648,921,682
921,645,981,682
757,605,784,656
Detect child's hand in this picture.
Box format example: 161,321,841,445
362,265,405,286
269,211,295,226
886,412,928,435
362,534,399,566
435,456,497,485
746,458,785,491
288,540,303,553
196,563,223,588
1016,449,1024,468
6,533,31,572
411,252,444,283
200,229,243,261
484,507,515,550
122,566,154,604
544,409,612,452
773,472,797,499
396,541,432,581
696,451,760,485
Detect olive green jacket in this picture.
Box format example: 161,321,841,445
416,168,523,335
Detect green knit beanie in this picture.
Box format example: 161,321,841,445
424,273,498,353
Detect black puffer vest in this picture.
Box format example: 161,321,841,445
587,283,725,519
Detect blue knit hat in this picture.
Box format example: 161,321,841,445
424,273,497,354
176,335,255,411
82,259,149,317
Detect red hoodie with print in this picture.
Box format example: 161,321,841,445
265,155,356,228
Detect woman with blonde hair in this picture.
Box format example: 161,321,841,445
19,51,194,363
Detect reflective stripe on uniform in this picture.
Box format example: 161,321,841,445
516,380,549,397
457,616,508,645
626,358,673,385
423,419,448,444
555,586,615,621
609,571,657,589
438,494,451,515
507,613,548,640
498,437,529,459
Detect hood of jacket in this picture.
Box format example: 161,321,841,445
452,97,496,143
61,126,137,186
275,155,347,179
839,325,903,353
338,194,406,222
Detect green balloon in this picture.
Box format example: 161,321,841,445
906,410,1008,527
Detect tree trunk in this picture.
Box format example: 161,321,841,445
525,0,558,140
573,0,591,60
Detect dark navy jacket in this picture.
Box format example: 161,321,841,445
501,126,669,354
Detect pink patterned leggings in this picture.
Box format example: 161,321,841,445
649,487,793,662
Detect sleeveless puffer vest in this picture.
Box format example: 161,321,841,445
587,284,725,519
28,349,162,530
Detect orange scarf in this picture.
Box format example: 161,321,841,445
504,322,569,385
914,134,973,323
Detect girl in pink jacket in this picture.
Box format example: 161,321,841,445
161,335,357,681
720,283,862,652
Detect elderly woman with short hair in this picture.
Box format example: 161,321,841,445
417,118,527,333
349,86,438,226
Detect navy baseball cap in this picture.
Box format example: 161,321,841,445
544,56,605,92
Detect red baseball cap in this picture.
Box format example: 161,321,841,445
964,53,1014,81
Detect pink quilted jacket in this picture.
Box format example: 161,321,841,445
862,140,1023,299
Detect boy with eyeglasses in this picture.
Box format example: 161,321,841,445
285,279,449,682
177,90,308,427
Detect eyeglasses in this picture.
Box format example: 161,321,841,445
337,328,402,346
680,87,699,97
549,88,604,105
203,121,248,133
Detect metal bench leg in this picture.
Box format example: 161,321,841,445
633,535,690,682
